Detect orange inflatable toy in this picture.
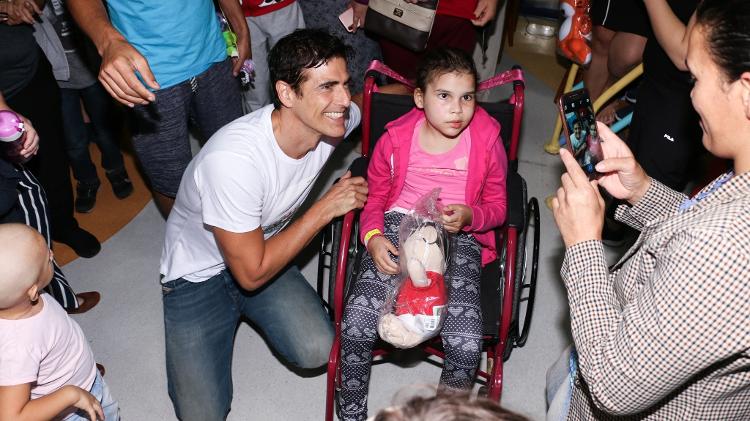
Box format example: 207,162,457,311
558,0,592,66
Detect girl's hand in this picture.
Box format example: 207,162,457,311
6,0,41,25
594,122,651,205
367,235,399,274
551,148,605,247
69,386,104,421
441,204,473,233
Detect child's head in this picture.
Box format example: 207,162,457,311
414,48,479,140
0,224,54,309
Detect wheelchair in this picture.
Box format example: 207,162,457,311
316,61,540,421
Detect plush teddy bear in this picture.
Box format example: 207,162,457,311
378,224,448,349
558,0,592,66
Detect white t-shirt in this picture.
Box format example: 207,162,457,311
160,103,361,283
0,294,96,400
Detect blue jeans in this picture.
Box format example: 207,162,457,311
162,266,333,421
546,345,577,421
68,372,119,421
59,83,125,185
130,59,243,197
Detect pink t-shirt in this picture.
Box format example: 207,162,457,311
391,119,470,212
0,293,96,399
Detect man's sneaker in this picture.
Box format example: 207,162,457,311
75,181,100,213
106,168,134,199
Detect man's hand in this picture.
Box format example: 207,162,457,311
471,0,498,27
593,122,651,205
316,171,368,221
68,386,104,421
368,235,399,274
232,34,252,76
98,37,159,107
441,204,473,233
551,148,606,247
5,0,41,25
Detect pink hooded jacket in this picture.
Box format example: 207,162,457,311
359,106,508,265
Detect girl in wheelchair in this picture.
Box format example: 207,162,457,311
338,48,508,420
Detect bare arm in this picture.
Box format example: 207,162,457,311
0,383,103,421
643,0,696,71
214,172,368,290
66,0,159,106
217,0,251,76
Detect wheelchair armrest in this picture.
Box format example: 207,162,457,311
506,170,526,229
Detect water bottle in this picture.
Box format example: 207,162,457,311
0,110,27,164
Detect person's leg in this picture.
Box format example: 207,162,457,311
163,273,240,421
546,345,575,421
190,59,244,141
7,55,99,256
606,32,646,80
338,211,404,421
240,2,305,112
583,25,616,101
129,80,193,217
80,82,126,173
59,88,99,185
239,265,333,368
80,82,133,199
439,233,483,390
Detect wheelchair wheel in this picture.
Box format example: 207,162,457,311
502,193,540,362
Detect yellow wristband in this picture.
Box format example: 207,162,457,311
364,229,382,245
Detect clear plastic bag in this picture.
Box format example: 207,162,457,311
377,189,451,349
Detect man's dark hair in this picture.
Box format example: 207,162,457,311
268,29,349,109
374,392,529,421
415,48,478,92
696,0,750,82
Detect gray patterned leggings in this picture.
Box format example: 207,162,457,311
338,212,483,421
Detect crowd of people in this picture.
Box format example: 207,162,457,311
0,0,748,419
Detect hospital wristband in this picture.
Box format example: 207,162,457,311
364,229,383,247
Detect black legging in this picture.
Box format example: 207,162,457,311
5,52,81,241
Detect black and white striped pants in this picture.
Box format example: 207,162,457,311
14,166,78,310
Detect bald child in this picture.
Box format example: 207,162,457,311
0,224,118,421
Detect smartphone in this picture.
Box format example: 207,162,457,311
339,7,355,32
558,88,603,178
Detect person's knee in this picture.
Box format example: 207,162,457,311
608,33,646,78
290,324,334,369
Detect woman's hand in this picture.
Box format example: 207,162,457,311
552,148,605,247
17,114,39,161
442,204,473,233
349,1,368,33
594,122,651,205
5,0,41,25
367,235,400,274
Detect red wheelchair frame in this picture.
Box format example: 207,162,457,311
320,61,539,421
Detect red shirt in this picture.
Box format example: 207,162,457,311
437,0,478,20
241,0,296,17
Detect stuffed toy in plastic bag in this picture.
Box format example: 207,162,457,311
378,189,451,349
558,0,592,66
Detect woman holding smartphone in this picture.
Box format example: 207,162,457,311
547,0,750,418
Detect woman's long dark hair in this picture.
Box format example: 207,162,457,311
696,0,750,82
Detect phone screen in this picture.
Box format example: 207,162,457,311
559,88,603,177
